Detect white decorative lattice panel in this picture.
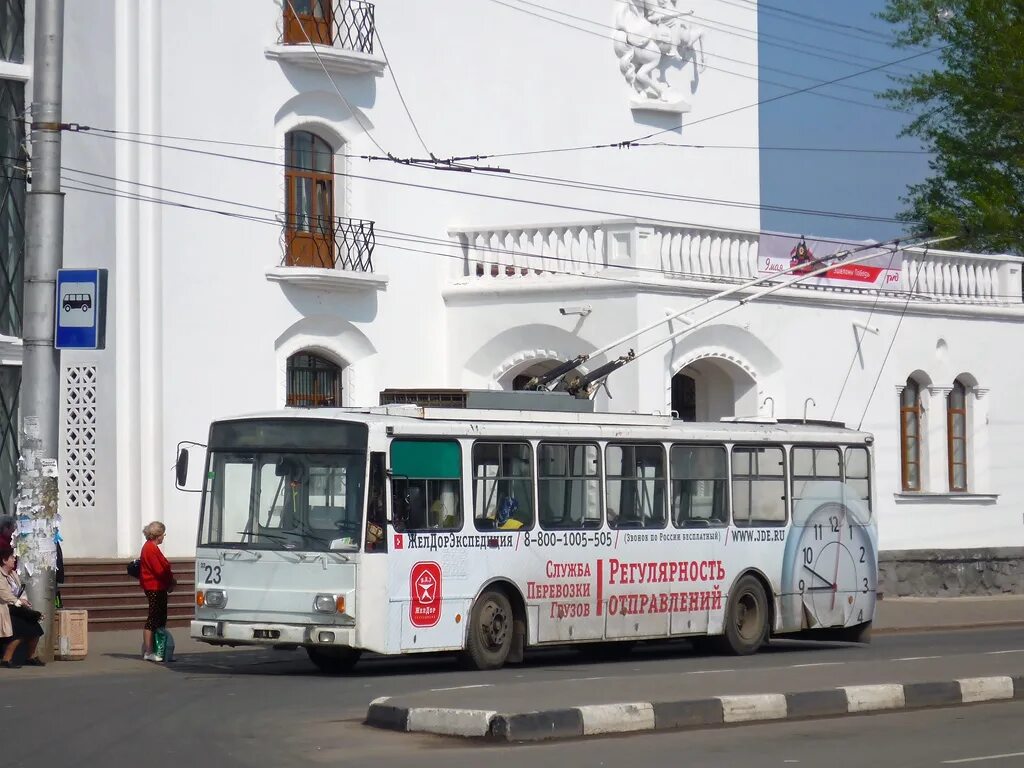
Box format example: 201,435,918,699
64,365,97,508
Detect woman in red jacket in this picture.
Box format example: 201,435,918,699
139,521,175,662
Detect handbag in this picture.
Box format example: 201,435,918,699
9,603,42,622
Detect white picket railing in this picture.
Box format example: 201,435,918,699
448,220,1022,304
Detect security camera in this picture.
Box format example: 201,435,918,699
559,305,592,317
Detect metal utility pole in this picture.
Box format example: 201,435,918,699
16,0,65,662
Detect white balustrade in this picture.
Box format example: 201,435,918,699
449,221,1021,304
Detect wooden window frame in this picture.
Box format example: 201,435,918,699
947,381,968,492
899,380,922,492
285,130,335,268
283,0,333,46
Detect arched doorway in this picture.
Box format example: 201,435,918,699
671,356,757,421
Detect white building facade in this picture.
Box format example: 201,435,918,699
3,1,1022,595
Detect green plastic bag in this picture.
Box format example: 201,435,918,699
153,628,174,661
153,629,166,660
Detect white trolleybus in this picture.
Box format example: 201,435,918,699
182,388,878,673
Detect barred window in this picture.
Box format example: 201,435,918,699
286,352,341,408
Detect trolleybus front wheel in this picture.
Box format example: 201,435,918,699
463,589,513,670
721,575,769,655
305,646,362,674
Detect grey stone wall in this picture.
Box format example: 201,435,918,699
879,548,1024,597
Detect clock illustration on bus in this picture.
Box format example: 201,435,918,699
781,481,878,630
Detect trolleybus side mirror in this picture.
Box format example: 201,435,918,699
176,448,189,488
174,440,207,493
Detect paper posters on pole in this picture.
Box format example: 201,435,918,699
758,233,903,289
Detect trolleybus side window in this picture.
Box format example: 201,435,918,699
605,443,666,530
390,439,463,531
538,442,602,530
791,446,841,501
364,452,388,552
844,446,872,512
472,441,534,531
731,445,787,527
670,444,728,528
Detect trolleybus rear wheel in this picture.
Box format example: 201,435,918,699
463,589,513,670
721,575,769,655
305,646,362,674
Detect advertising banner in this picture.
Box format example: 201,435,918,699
757,233,903,289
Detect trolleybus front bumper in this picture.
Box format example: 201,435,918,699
191,620,356,649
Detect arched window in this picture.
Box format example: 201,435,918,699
285,130,334,268
947,380,968,491
286,352,341,408
899,378,923,491
283,0,332,45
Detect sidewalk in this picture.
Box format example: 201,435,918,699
874,595,1024,632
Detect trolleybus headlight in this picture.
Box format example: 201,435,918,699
314,594,339,613
204,589,227,608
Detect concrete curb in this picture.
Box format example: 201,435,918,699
365,675,1024,742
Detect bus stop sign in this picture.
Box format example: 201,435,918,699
55,268,108,350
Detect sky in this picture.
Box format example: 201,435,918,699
756,0,936,243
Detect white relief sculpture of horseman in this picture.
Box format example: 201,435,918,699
613,0,706,108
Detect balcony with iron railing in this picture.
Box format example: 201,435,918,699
447,219,1024,309
265,0,387,75
265,214,388,292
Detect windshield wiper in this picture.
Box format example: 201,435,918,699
234,531,297,549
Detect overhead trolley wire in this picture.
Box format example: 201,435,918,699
485,0,907,114
51,129,920,232
503,0,895,98
51,162,1020,304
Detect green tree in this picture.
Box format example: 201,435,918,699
879,0,1024,254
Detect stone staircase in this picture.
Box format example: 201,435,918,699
60,558,195,631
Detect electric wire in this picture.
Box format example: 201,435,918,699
597,0,929,75
55,132,921,236
374,27,432,157
486,0,906,114
711,0,907,47
630,43,950,145
282,0,389,157
507,0,893,98
856,246,933,430
828,246,901,420
51,165,1022,304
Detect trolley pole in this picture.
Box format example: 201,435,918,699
16,0,65,662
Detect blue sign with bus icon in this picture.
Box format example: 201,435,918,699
55,269,107,350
